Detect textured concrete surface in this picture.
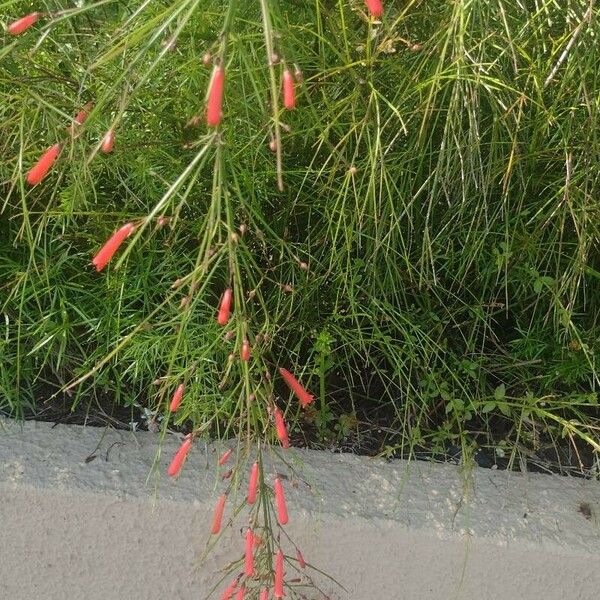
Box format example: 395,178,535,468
0,419,599,599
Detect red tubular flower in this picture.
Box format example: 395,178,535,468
169,383,185,412
364,0,383,18
279,368,314,408
91,222,135,272
282,69,296,110
211,494,226,534
74,102,93,126
26,143,61,186
220,578,238,600
259,589,269,600
234,587,245,600
274,478,289,525
101,129,115,153
247,461,259,504
273,407,290,449
206,65,225,127
167,436,192,477
274,550,285,598
241,339,251,362
244,529,255,576
8,12,40,36
296,549,306,569
217,288,232,326
218,448,232,465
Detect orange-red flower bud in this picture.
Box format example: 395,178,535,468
248,461,259,504
101,129,115,153
169,383,185,412
211,494,226,534
241,339,251,362
282,69,296,110
206,66,225,127
244,529,255,576
26,143,61,186
274,478,289,525
274,408,290,449
274,550,284,598
8,13,40,36
365,0,383,18
167,436,192,477
217,288,232,326
91,223,135,272
279,368,314,408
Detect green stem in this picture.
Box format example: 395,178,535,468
259,0,284,191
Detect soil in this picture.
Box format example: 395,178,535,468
6,379,597,480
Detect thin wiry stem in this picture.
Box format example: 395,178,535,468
259,0,284,191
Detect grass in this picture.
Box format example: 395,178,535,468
1,0,600,475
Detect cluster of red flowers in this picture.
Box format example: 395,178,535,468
21,92,115,188
205,60,297,129
147,98,317,587
25,101,115,189
18,94,123,267
15,7,306,270
9,12,124,273
166,282,315,462
162,279,315,598
210,460,306,599
9,3,385,596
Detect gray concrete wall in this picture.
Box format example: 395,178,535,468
0,419,599,599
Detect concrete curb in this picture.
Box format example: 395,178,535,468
0,419,599,599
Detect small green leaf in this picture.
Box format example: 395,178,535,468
498,402,511,417
494,384,506,401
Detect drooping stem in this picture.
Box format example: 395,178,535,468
259,0,284,191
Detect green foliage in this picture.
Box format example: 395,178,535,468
1,0,599,469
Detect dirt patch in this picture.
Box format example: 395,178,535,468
6,379,597,479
